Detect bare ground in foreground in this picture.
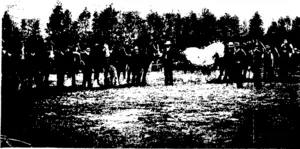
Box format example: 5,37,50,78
2,71,300,147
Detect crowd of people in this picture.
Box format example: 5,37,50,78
1,36,176,91
2,35,300,91
215,39,300,89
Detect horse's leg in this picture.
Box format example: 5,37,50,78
43,71,50,88
87,70,92,88
123,64,127,80
34,69,41,89
112,66,118,86
71,71,76,87
104,66,109,86
218,65,224,81
116,65,121,85
96,74,101,87
127,66,131,84
82,70,87,88
142,69,147,85
57,70,65,88
93,69,101,87
131,69,136,85
137,68,143,86
142,63,150,85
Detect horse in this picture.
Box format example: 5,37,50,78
37,43,56,88
91,43,118,87
128,40,162,86
263,45,279,83
110,44,131,85
81,47,93,88
17,42,40,90
67,46,83,87
2,49,18,90
212,42,235,83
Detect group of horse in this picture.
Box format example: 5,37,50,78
2,40,164,91
2,38,300,91
213,40,300,87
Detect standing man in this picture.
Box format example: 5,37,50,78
252,40,264,89
81,47,92,88
233,42,247,88
280,39,294,82
162,41,174,86
292,48,300,74
103,43,112,86
223,42,235,84
131,46,140,85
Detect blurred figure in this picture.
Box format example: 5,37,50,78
2,49,15,90
279,39,293,82
233,42,247,88
102,43,112,86
67,44,82,87
263,45,275,83
252,40,264,89
223,42,235,84
81,47,92,88
162,41,174,86
130,46,142,85
291,47,300,75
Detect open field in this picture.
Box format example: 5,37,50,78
1,71,300,147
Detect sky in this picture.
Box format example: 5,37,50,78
1,0,299,36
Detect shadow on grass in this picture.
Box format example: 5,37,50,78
226,85,300,148
1,86,127,147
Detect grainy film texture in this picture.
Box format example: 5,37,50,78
1,0,300,147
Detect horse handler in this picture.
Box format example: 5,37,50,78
233,43,247,88
162,41,174,86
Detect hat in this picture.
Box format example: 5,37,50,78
165,41,171,45
228,42,234,47
235,42,240,47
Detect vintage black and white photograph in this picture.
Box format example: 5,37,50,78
1,0,300,147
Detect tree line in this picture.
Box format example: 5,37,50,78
2,1,300,56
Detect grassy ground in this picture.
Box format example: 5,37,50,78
1,71,300,147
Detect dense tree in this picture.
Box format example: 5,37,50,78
146,11,164,44
26,19,44,54
4,2,300,57
119,11,143,46
291,17,300,48
174,13,183,50
277,16,292,43
248,11,264,41
217,13,240,43
181,11,198,48
163,12,177,44
2,11,22,56
92,4,119,45
45,1,66,51
265,21,280,47
198,8,218,47
78,7,91,49
61,9,74,49
240,20,249,42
